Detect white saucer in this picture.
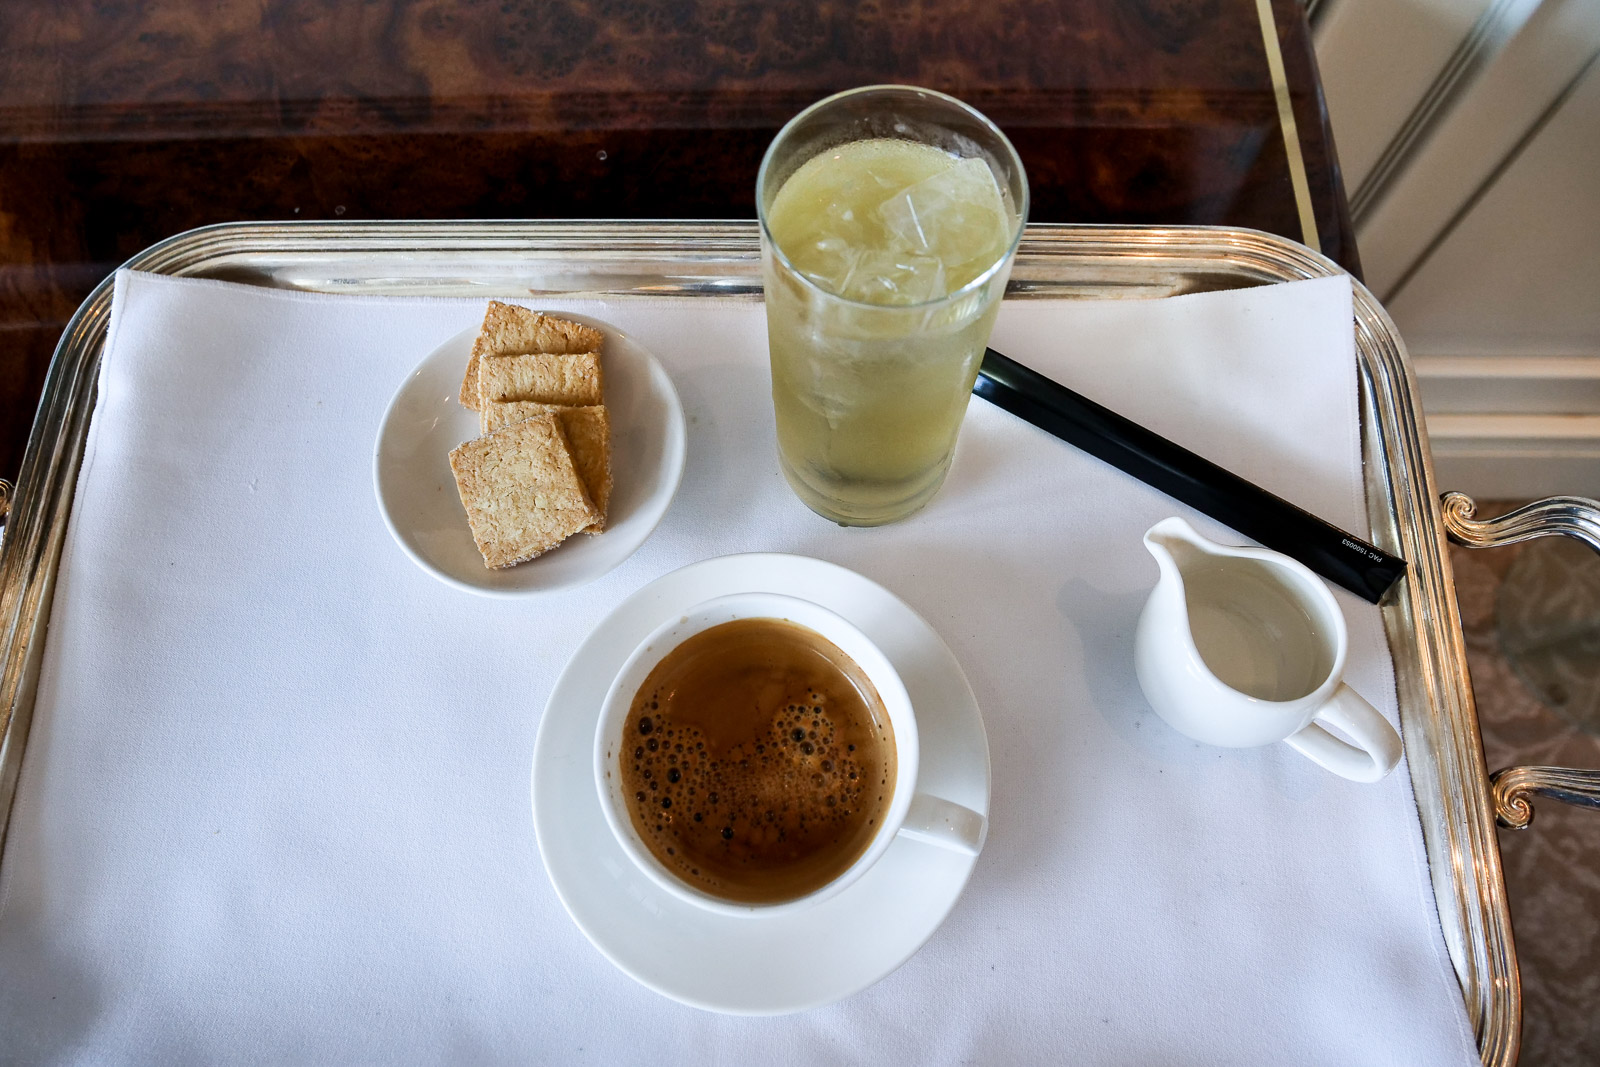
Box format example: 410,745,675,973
372,314,686,597
530,553,991,1015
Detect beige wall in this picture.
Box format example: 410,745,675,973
1314,0,1600,497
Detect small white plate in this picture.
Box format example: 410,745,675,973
372,314,686,596
531,553,991,1015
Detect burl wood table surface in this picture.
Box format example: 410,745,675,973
0,0,1355,489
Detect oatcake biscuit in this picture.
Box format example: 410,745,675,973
476,350,604,409
458,302,605,410
480,399,556,436
448,413,600,568
554,406,612,533
480,402,612,532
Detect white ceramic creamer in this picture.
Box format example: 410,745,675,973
1134,517,1403,783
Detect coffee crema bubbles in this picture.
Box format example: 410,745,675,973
616,617,896,904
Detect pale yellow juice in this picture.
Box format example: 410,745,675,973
763,137,1018,524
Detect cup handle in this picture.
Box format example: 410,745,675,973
897,793,987,854
1283,684,1404,783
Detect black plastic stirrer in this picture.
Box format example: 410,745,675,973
972,347,1407,604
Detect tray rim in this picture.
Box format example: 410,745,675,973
0,218,1516,1064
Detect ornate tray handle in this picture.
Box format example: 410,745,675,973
1443,492,1600,830
1491,766,1600,829
1441,492,1600,553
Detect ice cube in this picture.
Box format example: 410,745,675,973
841,250,947,305
877,157,1009,270
799,234,859,295
878,182,931,253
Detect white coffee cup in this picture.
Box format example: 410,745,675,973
1134,517,1403,783
594,592,985,917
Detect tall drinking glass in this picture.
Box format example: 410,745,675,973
757,85,1028,526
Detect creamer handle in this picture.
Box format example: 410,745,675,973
1284,684,1403,783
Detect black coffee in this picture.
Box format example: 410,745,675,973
615,617,896,904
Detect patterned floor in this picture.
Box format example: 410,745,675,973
1448,508,1600,1066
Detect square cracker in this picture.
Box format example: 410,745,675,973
448,413,600,568
477,351,603,409
481,402,612,532
458,302,605,410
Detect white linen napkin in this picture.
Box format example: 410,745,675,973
0,269,1477,1064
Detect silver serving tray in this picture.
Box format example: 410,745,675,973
0,219,1541,1063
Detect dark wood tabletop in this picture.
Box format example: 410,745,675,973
0,0,1353,491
